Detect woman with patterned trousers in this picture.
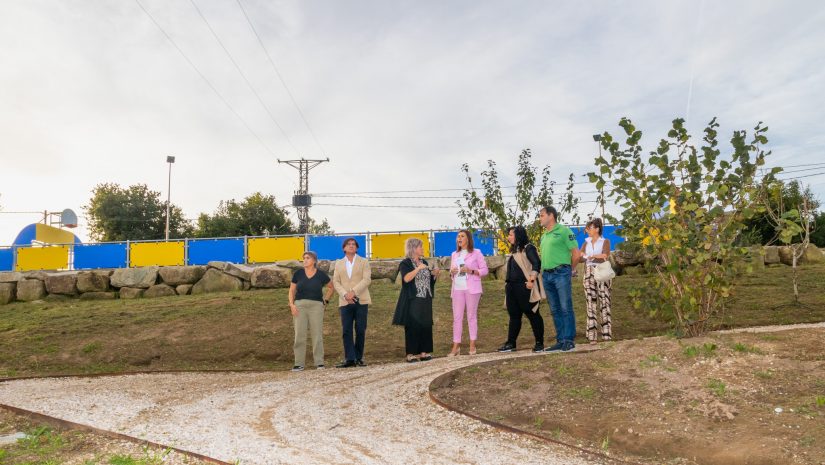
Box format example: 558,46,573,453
578,218,613,343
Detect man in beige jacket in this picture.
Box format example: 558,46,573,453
332,238,372,368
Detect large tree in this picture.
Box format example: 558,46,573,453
195,192,296,238
85,183,193,241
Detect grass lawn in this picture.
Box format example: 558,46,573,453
1,263,823,378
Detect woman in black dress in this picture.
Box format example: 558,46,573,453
392,237,441,363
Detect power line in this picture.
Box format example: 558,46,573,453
134,0,279,158
188,0,300,155
235,0,327,157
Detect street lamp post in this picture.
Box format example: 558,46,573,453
592,134,605,218
165,156,175,241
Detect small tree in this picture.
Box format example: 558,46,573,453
742,180,820,245
588,117,773,337
456,149,580,251
758,179,816,306
85,183,193,241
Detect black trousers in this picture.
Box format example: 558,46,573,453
505,282,545,345
340,303,368,362
404,298,434,355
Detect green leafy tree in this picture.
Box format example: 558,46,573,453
456,149,580,252
742,180,820,245
306,217,335,235
195,192,295,238
758,179,817,305
811,213,825,248
588,117,773,336
85,183,193,242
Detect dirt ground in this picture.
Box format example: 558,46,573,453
430,326,825,465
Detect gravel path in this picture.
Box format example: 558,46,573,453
0,349,604,465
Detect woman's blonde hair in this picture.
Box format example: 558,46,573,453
405,237,424,259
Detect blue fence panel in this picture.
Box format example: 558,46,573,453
73,243,128,270
433,231,496,257
0,248,13,271
187,238,245,265
571,225,625,248
309,235,368,261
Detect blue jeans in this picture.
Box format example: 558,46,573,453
542,265,576,344
340,303,368,361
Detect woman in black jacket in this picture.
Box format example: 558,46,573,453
392,237,441,362
498,225,545,353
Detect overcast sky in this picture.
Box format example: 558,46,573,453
2,0,824,244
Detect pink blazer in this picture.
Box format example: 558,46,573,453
449,249,489,296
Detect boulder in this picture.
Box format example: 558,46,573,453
79,291,117,300
484,255,507,271
176,284,193,296
0,282,15,305
207,261,254,281
111,267,159,289
612,249,644,268
495,265,508,281
747,246,765,270
144,283,177,298
763,246,781,265
317,260,334,274
801,244,824,264
119,287,145,299
16,279,47,301
44,272,78,295
158,266,205,286
275,260,304,271
22,270,49,281
0,272,23,283
370,260,401,280
249,266,292,289
76,271,111,293
372,278,394,285
242,280,251,291
192,268,244,294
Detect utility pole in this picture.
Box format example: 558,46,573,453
277,157,329,234
165,156,176,240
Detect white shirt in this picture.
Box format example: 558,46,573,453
345,255,356,279
584,237,606,267
454,250,468,291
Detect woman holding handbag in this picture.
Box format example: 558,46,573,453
498,225,545,353
447,230,489,356
578,218,613,343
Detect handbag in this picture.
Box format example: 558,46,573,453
594,261,615,283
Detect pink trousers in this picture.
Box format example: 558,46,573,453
452,290,481,343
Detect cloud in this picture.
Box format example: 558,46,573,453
1,0,824,244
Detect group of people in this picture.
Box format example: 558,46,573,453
286,207,614,371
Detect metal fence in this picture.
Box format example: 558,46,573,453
0,226,623,272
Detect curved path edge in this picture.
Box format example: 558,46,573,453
0,402,231,465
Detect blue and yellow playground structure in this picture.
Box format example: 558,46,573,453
0,224,623,272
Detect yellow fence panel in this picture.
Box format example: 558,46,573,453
129,241,185,267
16,246,70,271
248,237,305,264
370,233,430,259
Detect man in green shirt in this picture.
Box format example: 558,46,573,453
539,206,580,352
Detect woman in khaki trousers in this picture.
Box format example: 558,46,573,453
288,251,334,371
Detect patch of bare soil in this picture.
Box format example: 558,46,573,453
431,328,825,465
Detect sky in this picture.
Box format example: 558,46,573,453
1,0,824,244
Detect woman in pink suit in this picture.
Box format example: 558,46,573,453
448,230,489,356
